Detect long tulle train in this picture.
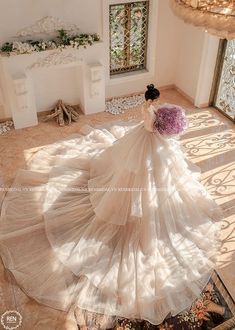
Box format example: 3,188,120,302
0,119,223,325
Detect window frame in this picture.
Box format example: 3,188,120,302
210,39,235,123
102,0,158,85
109,1,149,76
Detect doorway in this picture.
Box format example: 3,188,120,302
211,39,235,123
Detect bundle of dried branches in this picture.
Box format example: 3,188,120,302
42,100,81,126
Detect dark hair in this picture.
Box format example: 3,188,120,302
145,84,160,101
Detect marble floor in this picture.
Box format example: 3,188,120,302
0,88,234,329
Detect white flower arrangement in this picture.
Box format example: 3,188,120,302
12,41,35,54
0,29,100,56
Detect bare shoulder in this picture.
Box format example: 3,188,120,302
148,104,156,113
142,100,152,111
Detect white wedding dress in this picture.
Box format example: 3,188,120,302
0,104,223,325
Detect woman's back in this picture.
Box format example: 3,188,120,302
141,102,157,133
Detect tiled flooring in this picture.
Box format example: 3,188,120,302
0,88,234,329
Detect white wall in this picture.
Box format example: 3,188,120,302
174,21,206,101
105,0,183,98
105,0,219,103
0,0,220,120
0,0,103,45
171,14,220,105
156,0,219,105
103,0,159,98
0,0,104,119
155,0,181,87
0,0,182,101
194,34,220,107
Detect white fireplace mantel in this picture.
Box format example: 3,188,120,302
0,42,105,129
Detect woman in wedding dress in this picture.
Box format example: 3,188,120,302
0,84,223,326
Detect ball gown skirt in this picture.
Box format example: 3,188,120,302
0,119,223,325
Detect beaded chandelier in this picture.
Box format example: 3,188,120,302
170,0,235,39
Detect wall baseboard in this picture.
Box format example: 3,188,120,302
105,84,176,102
195,103,209,108
0,116,12,123
173,85,194,105
171,85,210,108
159,84,175,91
0,85,200,122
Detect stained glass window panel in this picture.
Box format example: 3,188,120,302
109,1,149,75
215,40,235,121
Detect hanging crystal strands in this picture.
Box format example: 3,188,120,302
170,0,235,40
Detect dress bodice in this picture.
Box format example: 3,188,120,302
141,104,156,132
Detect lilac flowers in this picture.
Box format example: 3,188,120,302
153,103,188,137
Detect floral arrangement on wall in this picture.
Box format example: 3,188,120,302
0,29,100,56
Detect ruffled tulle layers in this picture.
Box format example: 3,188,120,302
0,120,223,325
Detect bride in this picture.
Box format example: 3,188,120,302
0,84,223,326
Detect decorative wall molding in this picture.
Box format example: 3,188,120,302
0,38,105,128
16,16,80,37
28,51,82,70
89,63,104,98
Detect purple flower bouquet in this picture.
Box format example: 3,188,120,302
153,103,188,137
